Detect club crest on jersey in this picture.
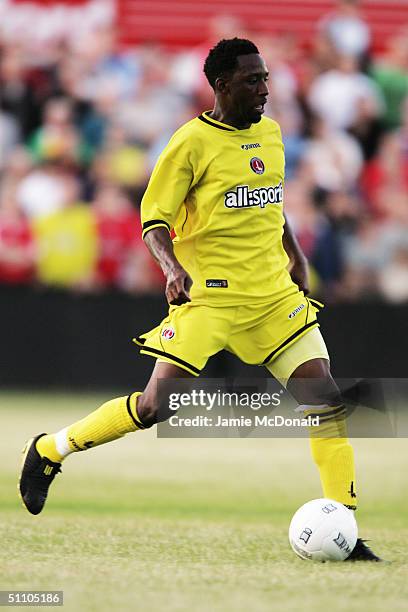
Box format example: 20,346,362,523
224,182,283,209
161,327,175,340
250,157,265,174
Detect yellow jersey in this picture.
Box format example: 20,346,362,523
33,204,97,287
141,111,296,305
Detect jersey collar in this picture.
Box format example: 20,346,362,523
198,111,256,133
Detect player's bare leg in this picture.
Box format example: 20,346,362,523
287,357,381,561
136,361,193,427
19,362,191,515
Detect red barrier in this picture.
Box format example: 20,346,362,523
116,0,408,51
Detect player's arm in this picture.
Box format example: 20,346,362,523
282,213,310,295
141,130,196,305
143,227,192,305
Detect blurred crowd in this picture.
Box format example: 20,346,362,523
1,0,408,302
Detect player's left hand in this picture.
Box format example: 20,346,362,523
290,257,310,295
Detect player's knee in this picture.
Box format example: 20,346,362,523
136,395,158,428
289,359,342,407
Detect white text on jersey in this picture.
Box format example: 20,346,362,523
224,183,283,209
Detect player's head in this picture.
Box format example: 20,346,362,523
203,38,269,125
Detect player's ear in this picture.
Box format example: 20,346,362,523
214,76,229,94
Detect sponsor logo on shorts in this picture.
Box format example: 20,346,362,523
241,143,261,150
224,182,283,209
161,327,175,340
250,157,265,174
288,303,305,319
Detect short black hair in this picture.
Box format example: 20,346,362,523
203,38,259,89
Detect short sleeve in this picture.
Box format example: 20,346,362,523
141,130,194,239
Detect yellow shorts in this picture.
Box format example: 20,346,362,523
133,293,324,377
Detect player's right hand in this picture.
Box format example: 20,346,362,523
165,265,193,305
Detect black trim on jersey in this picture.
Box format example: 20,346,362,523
198,114,235,132
126,393,146,429
262,321,319,365
142,219,171,232
135,338,201,375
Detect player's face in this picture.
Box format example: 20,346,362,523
228,54,269,126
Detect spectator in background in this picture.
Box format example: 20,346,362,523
2,145,33,189
395,95,408,172
311,190,361,300
301,115,363,193
343,187,408,300
273,105,306,180
117,45,188,152
47,52,94,127
283,179,345,300
79,82,118,153
71,26,140,102
341,218,382,301
0,181,35,285
0,43,42,139
309,218,344,300
361,122,408,218
90,122,148,202
308,54,383,132
284,179,319,261
375,185,408,232
371,28,408,131
347,92,384,161
378,246,408,303
92,183,163,293
28,97,92,166
32,173,97,290
318,0,370,62
17,162,74,220
0,111,19,170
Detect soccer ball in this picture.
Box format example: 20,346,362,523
289,498,358,562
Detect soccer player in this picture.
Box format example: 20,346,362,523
20,38,380,561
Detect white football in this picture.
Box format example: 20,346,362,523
289,498,358,561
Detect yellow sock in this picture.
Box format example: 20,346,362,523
36,392,144,462
307,405,357,509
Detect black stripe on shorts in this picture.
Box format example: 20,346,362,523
262,321,319,365
138,345,201,376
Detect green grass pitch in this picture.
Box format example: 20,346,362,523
1,391,407,611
